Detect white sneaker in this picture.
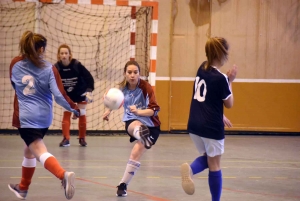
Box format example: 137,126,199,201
62,171,75,200
180,163,195,195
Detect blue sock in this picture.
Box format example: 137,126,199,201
190,155,208,174
208,170,222,201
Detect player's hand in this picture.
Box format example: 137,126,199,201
129,105,139,115
72,109,80,120
227,64,238,83
81,91,93,103
103,109,111,121
223,114,232,128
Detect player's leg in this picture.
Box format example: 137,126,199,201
60,109,72,147
128,120,153,149
117,141,146,197
8,144,36,199
116,120,160,197
203,138,224,201
24,128,75,199
189,134,208,174
77,102,87,146
180,133,207,195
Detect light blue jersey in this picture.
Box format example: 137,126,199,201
122,79,160,127
10,56,78,128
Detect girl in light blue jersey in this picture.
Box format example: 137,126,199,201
103,60,161,197
8,30,79,200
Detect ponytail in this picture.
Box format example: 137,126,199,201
19,30,47,68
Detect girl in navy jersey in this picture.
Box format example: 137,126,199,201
55,44,94,147
102,60,161,197
180,37,237,201
8,31,78,200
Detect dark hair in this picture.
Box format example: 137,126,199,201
19,30,47,68
204,37,229,70
118,60,141,88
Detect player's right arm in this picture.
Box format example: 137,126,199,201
102,109,112,121
49,66,79,116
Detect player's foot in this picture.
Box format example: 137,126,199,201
139,125,152,149
180,163,195,195
116,183,127,197
59,138,70,147
62,171,75,200
8,184,27,200
78,138,87,147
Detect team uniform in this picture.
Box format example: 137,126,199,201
10,56,78,144
8,55,77,200
188,61,231,143
122,78,161,144
54,59,94,103
181,61,232,200
115,78,161,197
54,58,94,146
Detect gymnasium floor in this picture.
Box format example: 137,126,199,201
0,134,299,201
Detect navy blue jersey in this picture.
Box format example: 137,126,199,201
187,62,231,140
54,59,94,102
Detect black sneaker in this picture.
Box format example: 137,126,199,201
140,125,152,149
116,183,127,197
59,138,70,147
79,138,87,147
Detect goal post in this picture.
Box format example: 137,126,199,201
0,0,158,132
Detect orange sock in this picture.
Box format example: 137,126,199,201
19,167,35,190
79,115,86,138
43,156,65,180
62,111,71,140
19,157,36,190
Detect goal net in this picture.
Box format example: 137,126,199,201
0,0,157,132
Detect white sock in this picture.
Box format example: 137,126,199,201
120,159,141,185
133,126,141,140
39,152,54,167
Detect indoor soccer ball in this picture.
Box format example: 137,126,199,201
103,88,124,110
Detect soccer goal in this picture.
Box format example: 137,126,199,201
0,0,158,132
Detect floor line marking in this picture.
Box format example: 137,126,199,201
76,177,172,201
223,187,300,199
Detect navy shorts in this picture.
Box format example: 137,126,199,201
18,128,48,147
125,119,160,145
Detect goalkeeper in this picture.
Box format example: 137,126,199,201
55,44,94,147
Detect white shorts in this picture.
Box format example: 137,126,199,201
189,133,224,157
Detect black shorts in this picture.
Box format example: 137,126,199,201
18,128,48,147
70,95,86,103
125,119,160,145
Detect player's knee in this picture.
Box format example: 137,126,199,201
79,108,86,116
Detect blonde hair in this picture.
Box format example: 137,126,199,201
204,37,229,70
57,44,73,62
19,30,47,68
118,60,141,88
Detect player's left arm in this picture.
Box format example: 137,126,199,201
79,63,94,103
79,63,94,92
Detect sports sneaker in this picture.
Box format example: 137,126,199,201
78,138,87,147
59,138,70,147
180,163,195,195
139,125,152,149
8,184,27,200
116,183,127,197
62,171,75,200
